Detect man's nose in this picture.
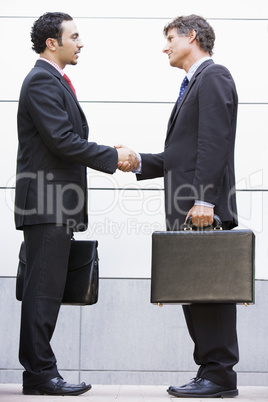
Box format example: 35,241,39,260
162,43,169,53
77,38,84,48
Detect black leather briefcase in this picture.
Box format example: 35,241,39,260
16,240,99,306
151,217,255,305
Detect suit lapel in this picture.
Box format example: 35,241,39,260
167,59,214,136
35,60,84,113
59,74,87,126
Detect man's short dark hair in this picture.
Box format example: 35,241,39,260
163,14,215,56
31,12,73,54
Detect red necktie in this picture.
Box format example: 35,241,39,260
63,73,77,97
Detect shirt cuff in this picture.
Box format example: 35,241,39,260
132,153,142,174
194,200,215,208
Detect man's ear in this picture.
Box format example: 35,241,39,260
188,30,197,44
45,38,57,51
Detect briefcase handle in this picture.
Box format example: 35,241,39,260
183,214,222,231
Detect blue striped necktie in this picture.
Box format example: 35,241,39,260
176,76,189,110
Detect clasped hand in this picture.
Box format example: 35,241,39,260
114,144,140,172
185,205,214,228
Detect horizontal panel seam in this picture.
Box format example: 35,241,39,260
2,187,268,192
1,100,268,105
1,16,268,21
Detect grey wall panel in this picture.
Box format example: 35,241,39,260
1,18,268,103
2,101,268,190
1,0,268,19
1,189,268,279
1,0,267,386
1,278,268,385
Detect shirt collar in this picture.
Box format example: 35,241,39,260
186,56,211,82
39,57,65,76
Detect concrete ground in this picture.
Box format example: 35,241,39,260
0,384,268,401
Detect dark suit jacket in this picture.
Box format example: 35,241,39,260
15,60,118,230
137,60,238,230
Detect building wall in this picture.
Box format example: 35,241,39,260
1,278,268,385
0,0,268,385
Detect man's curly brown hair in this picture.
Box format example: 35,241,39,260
31,12,73,54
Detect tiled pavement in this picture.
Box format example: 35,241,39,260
0,384,268,401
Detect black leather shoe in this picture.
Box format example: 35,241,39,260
23,377,92,396
167,377,238,398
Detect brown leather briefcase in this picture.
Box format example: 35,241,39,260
151,217,255,305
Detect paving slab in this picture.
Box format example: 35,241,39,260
0,384,268,401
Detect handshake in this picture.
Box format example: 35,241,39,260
115,144,140,172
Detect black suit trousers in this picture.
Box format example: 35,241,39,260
182,303,238,389
19,224,72,387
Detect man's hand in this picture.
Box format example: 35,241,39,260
114,144,140,172
185,205,214,228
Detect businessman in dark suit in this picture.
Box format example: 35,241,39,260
15,12,138,396
118,14,239,398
